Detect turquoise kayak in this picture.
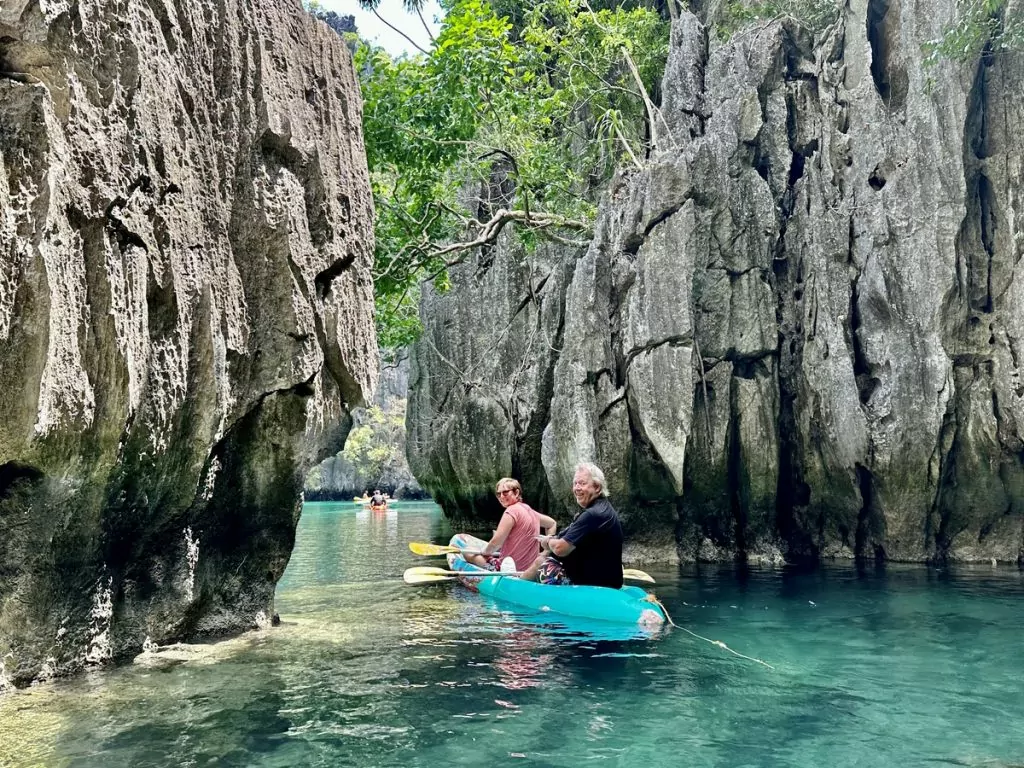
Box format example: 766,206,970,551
445,534,667,627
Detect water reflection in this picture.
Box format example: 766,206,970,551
2,503,1024,768
492,629,554,691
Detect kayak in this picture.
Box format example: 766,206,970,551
445,534,666,627
370,504,388,513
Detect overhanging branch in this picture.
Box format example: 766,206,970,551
435,209,591,264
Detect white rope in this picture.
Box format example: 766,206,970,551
652,597,775,670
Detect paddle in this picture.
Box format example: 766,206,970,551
408,542,483,556
407,542,657,584
403,566,525,584
622,569,656,584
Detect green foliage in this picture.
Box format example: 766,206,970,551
923,0,1024,65
716,0,841,37
354,0,669,345
341,402,409,483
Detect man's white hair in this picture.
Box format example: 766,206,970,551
574,462,609,497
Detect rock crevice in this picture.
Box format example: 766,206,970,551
0,0,376,687
410,2,1024,568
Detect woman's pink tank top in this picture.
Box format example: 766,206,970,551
500,502,542,570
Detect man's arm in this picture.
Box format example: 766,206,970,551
537,533,574,557
539,509,599,557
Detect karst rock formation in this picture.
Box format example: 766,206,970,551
408,1,1024,567
0,0,376,687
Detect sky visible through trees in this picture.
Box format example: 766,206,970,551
318,0,444,55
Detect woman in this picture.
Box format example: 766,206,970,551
465,478,557,572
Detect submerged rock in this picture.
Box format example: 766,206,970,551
0,0,376,686
409,3,1024,566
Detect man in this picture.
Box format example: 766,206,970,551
523,462,624,588
370,488,387,508
465,478,557,572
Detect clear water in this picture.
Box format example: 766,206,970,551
3,501,1024,768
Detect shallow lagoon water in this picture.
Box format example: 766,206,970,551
2,501,1023,767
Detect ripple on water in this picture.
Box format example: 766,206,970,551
3,503,1024,768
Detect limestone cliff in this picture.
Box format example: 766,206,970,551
0,0,376,687
408,1,1024,566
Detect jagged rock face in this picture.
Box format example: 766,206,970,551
410,1,1024,566
408,230,577,523
0,0,376,687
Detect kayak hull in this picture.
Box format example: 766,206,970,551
446,534,665,627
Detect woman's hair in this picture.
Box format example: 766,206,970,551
574,462,609,497
495,477,522,495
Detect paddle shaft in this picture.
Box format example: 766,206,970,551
408,542,492,557
407,543,655,582
403,567,525,584
409,568,525,578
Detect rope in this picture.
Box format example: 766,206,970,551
650,597,775,671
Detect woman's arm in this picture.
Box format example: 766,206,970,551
482,511,516,555
538,513,557,536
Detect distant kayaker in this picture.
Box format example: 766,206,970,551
370,489,387,507
523,462,624,589
465,478,557,572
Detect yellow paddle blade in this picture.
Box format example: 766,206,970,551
404,570,455,584
405,566,453,577
623,568,656,584
408,542,458,556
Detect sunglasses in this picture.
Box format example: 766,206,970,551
496,489,517,497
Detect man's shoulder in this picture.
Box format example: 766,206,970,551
586,497,619,517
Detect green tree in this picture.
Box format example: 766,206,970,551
349,0,669,346
924,0,1024,65
341,402,409,484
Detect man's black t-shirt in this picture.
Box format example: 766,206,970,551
557,497,623,588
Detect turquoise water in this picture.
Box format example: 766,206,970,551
3,500,1024,767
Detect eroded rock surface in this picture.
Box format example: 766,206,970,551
0,0,375,687
408,228,577,524
409,1,1024,566
307,350,424,498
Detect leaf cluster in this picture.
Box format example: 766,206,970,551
353,0,669,347
923,0,1024,65
715,0,841,37
341,401,409,482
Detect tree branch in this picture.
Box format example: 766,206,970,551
372,8,429,55
435,209,591,263
415,6,436,43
